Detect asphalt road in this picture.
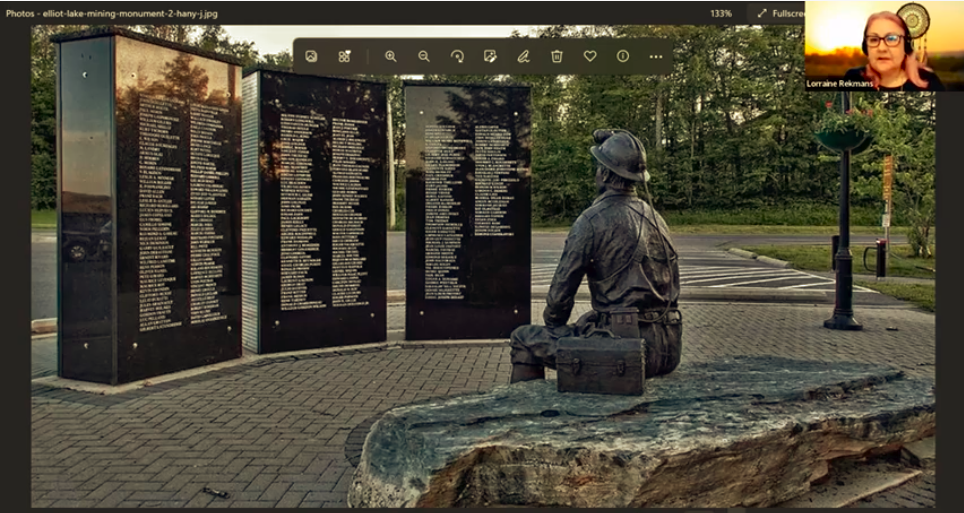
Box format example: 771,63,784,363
32,230,57,321
31,229,909,320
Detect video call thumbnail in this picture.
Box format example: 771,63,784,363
805,1,964,91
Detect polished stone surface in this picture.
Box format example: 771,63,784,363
242,69,388,353
58,32,242,384
404,84,532,340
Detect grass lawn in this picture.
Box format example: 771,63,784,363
743,243,935,279
746,243,935,312
665,225,914,235
855,280,935,312
533,224,920,235
32,210,56,227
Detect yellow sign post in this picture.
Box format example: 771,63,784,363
883,156,894,269
883,156,893,204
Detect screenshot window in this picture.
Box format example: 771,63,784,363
8,1,953,510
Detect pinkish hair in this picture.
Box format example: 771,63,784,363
861,11,932,89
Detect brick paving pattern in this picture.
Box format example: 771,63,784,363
848,473,936,508
31,336,56,379
32,302,935,507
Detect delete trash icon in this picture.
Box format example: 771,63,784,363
552,50,563,63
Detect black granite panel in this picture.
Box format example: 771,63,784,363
245,70,387,353
51,27,247,66
405,85,531,341
57,37,116,383
57,33,242,385
113,35,243,383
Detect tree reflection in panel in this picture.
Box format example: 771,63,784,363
242,68,388,354
57,28,242,384
405,84,532,341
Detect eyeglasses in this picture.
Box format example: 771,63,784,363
865,34,905,48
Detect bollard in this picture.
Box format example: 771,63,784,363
831,235,839,271
876,239,887,278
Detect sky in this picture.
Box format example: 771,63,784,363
805,1,964,54
222,26,543,56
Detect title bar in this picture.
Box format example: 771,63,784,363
9,2,805,26
294,38,675,75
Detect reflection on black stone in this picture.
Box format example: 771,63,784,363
62,217,111,263
405,84,532,341
57,31,243,385
137,95,182,332
242,69,388,354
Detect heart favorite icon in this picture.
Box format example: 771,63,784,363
584,50,597,62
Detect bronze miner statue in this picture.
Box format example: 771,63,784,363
510,129,682,385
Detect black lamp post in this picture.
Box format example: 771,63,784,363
823,91,862,330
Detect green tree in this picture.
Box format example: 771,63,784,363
30,25,261,210
850,94,936,257
260,49,293,68
30,25,86,209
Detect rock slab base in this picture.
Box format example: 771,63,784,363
349,356,935,508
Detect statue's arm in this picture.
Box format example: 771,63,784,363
544,216,594,328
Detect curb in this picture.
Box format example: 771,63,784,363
31,319,56,335
728,248,757,259
727,247,793,269
756,255,793,268
32,338,510,393
30,287,838,335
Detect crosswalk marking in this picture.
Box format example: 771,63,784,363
781,281,836,289
707,274,813,287
681,269,795,281
683,270,799,285
530,262,877,292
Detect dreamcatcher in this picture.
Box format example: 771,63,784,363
898,2,931,64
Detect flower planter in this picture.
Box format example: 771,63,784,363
850,134,873,155
814,130,871,153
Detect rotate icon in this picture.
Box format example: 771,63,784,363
451,49,464,63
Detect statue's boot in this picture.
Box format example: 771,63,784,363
509,364,545,383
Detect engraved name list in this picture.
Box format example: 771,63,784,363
423,124,467,300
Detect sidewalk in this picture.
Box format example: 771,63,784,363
31,300,935,508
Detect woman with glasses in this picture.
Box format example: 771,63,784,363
843,11,944,91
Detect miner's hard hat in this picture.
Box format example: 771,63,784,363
590,129,647,182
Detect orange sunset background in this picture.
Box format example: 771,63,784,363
804,1,964,89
